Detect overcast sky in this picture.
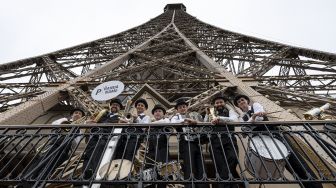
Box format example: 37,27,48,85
1,0,335,64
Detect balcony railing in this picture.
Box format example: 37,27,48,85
0,121,335,188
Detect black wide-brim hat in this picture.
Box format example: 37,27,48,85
110,98,124,110
212,93,229,104
152,104,166,115
135,98,148,109
175,98,188,109
70,108,85,117
234,94,250,106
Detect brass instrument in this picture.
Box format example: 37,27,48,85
120,100,136,123
303,103,331,120
93,109,109,123
72,115,87,124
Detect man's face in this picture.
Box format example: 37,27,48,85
136,103,146,114
214,99,226,110
177,104,188,114
237,97,249,110
153,109,164,120
110,103,120,113
72,111,83,121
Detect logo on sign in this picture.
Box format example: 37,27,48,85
91,81,124,101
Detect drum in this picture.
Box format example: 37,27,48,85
98,159,135,180
142,168,157,181
157,161,182,179
245,135,289,179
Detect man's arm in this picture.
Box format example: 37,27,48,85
51,117,68,125
251,102,266,122
218,110,238,123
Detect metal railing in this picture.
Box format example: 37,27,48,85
0,121,335,188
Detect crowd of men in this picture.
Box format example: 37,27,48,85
24,94,321,188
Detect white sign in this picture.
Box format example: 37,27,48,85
91,81,124,101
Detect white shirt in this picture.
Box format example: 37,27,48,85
240,102,265,122
170,113,199,141
170,113,185,123
152,118,170,123
218,110,239,123
136,113,151,124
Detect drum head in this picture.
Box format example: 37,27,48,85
249,135,289,160
99,159,133,180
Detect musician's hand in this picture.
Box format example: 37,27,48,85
255,112,265,116
85,119,96,124
118,118,129,123
251,112,265,121
184,118,197,125
211,117,220,125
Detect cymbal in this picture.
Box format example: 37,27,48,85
99,159,133,180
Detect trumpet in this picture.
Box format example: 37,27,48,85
119,100,136,123
72,116,87,124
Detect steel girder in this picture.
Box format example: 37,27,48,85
0,7,335,119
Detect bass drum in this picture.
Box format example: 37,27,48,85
245,135,290,179
98,159,135,180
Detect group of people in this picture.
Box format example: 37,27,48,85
79,94,274,188
36,93,321,188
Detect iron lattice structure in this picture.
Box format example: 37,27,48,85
0,4,336,188
0,4,335,120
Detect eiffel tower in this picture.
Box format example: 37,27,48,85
0,3,335,188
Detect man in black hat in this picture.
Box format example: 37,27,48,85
152,104,170,123
145,104,170,188
150,105,170,158
114,98,151,163
69,108,85,122
234,94,267,124
100,98,124,123
234,94,322,188
83,98,124,180
20,109,85,187
51,108,85,124
134,98,151,124
170,98,208,188
208,94,239,188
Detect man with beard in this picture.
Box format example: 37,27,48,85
83,98,124,179
207,94,239,188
